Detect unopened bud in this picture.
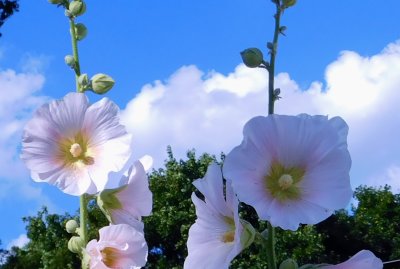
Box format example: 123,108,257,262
282,0,296,8
64,55,75,69
48,0,64,4
91,73,115,94
65,219,79,234
69,1,86,17
240,48,264,68
68,236,85,254
75,23,88,41
279,259,298,269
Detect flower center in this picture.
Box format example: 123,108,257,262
265,162,305,202
69,143,83,158
222,230,235,243
100,247,120,268
278,174,293,189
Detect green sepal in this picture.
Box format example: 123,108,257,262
240,219,256,249
97,186,125,223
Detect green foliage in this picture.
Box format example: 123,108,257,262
144,147,215,268
2,151,400,268
0,0,19,37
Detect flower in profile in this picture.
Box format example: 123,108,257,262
97,159,153,225
322,250,383,269
184,163,255,269
85,223,148,269
21,92,132,195
223,114,352,231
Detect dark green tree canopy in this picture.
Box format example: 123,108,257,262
0,0,19,37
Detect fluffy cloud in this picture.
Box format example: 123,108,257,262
6,234,30,250
121,40,400,189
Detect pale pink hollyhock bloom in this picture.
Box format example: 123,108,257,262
223,114,352,231
86,223,148,269
97,159,153,225
21,92,132,195
323,250,383,269
184,163,255,269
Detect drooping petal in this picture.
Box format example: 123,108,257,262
193,163,231,217
185,163,253,269
107,160,153,225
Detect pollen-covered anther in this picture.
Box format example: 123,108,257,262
69,143,83,158
278,174,293,190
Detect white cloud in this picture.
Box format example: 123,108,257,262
121,39,400,190
0,67,49,199
6,234,30,250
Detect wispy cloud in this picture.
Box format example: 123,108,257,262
121,39,400,189
0,64,50,201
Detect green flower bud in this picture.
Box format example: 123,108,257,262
279,259,299,269
64,55,75,69
69,1,86,17
68,236,85,254
240,48,264,68
48,0,64,4
65,219,79,234
283,0,296,8
91,73,115,94
75,23,88,41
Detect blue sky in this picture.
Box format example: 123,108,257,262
1,0,400,249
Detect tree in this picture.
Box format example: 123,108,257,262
0,0,19,37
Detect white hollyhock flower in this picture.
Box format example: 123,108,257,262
184,163,255,269
85,223,148,269
97,159,153,225
322,250,383,269
21,92,132,195
223,114,352,231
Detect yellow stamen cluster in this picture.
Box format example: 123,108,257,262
100,247,121,268
265,162,305,202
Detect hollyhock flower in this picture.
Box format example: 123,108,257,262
223,114,352,231
21,92,132,195
97,159,153,225
85,223,148,269
322,250,383,269
184,163,255,269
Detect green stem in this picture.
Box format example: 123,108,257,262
80,194,88,265
266,222,277,269
69,17,87,268
268,3,282,115
69,18,82,92
266,3,282,269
